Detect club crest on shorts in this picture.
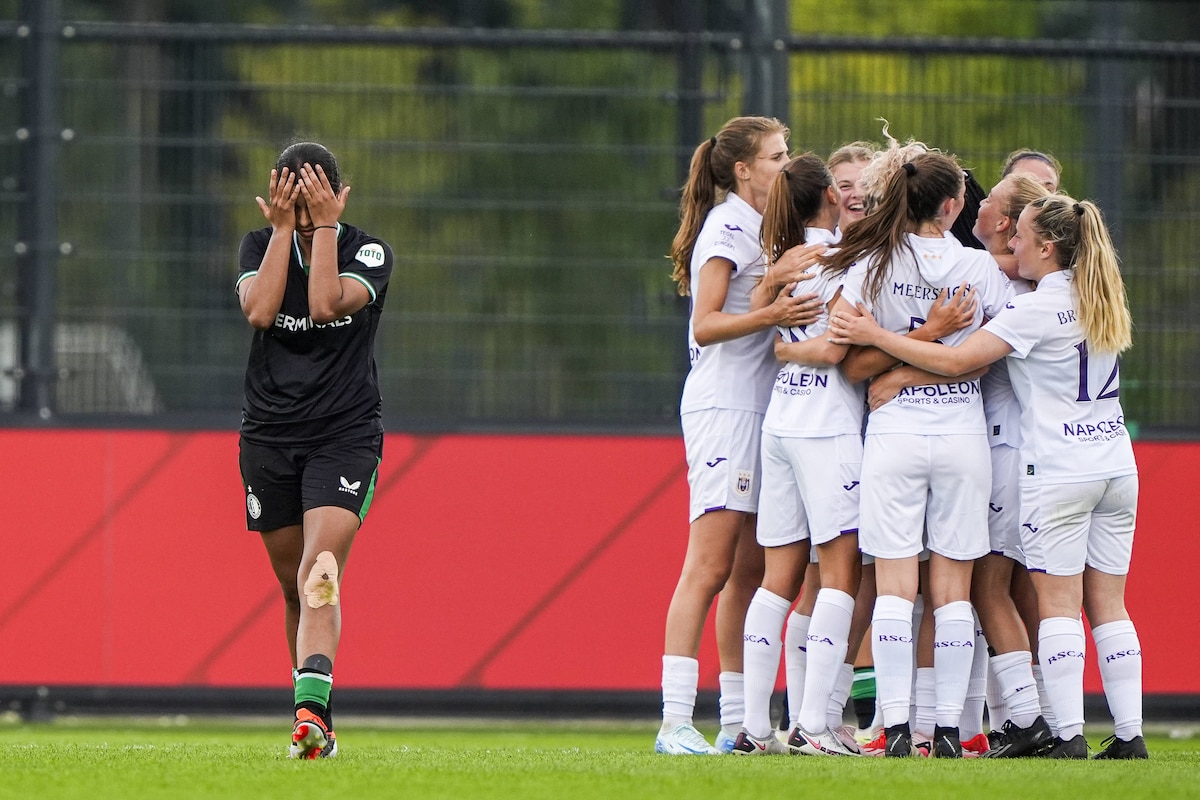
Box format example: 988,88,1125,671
735,470,753,497
246,489,262,520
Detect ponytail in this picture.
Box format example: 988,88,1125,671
822,151,964,302
1026,195,1132,353
669,116,789,295
670,138,719,295
1073,201,1132,353
761,153,832,264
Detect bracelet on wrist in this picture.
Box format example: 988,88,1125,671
313,224,337,231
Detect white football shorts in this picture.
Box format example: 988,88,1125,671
1019,474,1138,577
859,433,991,561
757,433,863,548
988,442,1025,564
682,408,765,522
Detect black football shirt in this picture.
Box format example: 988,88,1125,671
236,223,393,445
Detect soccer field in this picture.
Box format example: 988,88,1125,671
3,718,1198,800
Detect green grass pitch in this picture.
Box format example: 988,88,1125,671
3,718,1198,800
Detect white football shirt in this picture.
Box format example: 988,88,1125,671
841,233,1013,435
981,278,1034,448
983,269,1137,484
762,227,865,437
680,192,777,415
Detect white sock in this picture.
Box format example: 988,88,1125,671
960,613,988,738
914,667,936,737
872,595,915,729
827,662,854,732
718,671,744,737
933,600,976,728
908,594,925,730
1093,619,1143,740
662,655,700,727
784,611,812,730
1031,665,1057,734
985,657,1009,730
742,588,790,738
1038,616,1086,740
990,650,1041,728
798,588,854,734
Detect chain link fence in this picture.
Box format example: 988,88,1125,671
1,18,1198,435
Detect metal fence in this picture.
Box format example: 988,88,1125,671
2,17,1199,435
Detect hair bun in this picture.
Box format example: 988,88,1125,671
902,162,917,177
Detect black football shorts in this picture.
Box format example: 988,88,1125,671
239,431,383,532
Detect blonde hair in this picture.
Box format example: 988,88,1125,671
1027,195,1132,353
669,116,789,296
823,151,964,302
999,173,1051,240
827,141,876,172
856,122,931,216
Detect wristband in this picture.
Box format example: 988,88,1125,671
313,225,337,231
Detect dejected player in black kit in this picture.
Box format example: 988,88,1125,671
236,141,393,759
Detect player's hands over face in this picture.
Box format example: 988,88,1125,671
255,167,301,230
770,285,823,328
298,163,351,227
922,286,977,339
827,302,882,346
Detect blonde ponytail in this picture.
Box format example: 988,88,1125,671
1027,196,1132,353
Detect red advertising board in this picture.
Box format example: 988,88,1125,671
0,431,1192,694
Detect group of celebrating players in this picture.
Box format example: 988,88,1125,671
655,117,1146,761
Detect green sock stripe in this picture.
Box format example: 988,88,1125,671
850,670,876,700
357,457,381,524
295,673,333,708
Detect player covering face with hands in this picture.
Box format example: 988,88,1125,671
236,142,394,759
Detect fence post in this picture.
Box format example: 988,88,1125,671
16,0,62,419
1089,1,1126,250
742,0,789,122
675,0,704,185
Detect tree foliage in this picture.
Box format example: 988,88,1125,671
2,1,1196,430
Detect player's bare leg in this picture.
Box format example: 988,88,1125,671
659,509,744,755
290,506,359,758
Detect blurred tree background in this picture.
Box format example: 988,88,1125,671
1,0,1196,434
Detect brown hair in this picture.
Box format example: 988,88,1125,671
822,151,965,301
669,116,789,296
1000,149,1061,185
855,122,930,217
761,153,834,265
